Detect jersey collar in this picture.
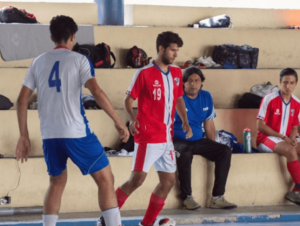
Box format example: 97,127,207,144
278,90,291,105
54,46,69,50
152,60,170,76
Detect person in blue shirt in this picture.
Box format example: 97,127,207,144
173,66,237,210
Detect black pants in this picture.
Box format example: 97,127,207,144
173,138,232,200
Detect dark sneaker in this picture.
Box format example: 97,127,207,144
209,196,237,209
285,191,300,205
183,195,201,210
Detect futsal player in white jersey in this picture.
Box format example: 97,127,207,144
15,16,129,226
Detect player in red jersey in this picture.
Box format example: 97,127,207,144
98,31,192,226
256,68,300,205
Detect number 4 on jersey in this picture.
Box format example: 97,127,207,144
48,61,61,92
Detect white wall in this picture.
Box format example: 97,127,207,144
3,0,300,9
125,0,300,9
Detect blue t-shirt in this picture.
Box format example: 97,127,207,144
173,90,216,141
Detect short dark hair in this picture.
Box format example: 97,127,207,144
156,31,183,53
280,68,298,82
50,15,78,43
183,66,205,83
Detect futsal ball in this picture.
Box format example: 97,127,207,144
153,217,176,226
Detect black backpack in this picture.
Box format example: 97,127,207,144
0,6,37,23
212,44,259,69
0,95,13,110
238,93,262,109
126,46,152,68
73,43,116,68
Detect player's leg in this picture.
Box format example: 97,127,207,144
91,165,121,226
42,139,69,226
66,133,121,226
140,142,177,226
117,171,147,207
44,170,68,215
115,143,159,210
258,136,300,204
295,138,300,156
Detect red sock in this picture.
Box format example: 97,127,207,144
141,193,166,226
116,187,129,209
287,160,300,190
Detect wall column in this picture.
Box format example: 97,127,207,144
94,0,124,25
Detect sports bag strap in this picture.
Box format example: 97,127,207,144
110,51,116,68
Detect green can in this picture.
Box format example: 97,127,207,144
243,128,252,153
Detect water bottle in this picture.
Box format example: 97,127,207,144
243,128,252,153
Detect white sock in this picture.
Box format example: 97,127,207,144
102,207,121,226
212,195,222,200
43,214,58,226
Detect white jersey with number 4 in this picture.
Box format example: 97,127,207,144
22,47,94,139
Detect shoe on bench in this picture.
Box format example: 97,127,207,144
209,196,237,209
285,191,300,205
183,195,201,210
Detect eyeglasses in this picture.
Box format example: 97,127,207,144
187,79,201,84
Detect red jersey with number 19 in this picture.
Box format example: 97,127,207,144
127,61,184,144
257,90,300,145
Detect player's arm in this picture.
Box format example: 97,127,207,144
15,86,33,163
257,119,295,145
204,119,216,141
85,78,129,143
257,119,284,138
289,126,298,145
124,94,139,135
176,96,192,139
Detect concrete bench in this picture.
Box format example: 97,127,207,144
0,26,299,68
0,153,293,213
132,5,300,29
0,68,295,109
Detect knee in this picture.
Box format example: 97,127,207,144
283,146,297,158
50,176,67,189
129,177,145,189
160,176,176,189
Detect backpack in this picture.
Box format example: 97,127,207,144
126,46,152,68
0,95,13,110
81,94,101,109
72,43,116,68
238,93,262,109
0,6,37,23
212,44,259,69
215,130,238,150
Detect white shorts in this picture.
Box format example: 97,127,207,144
257,136,300,153
131,142,176,173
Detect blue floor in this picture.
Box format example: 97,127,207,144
2,222,300,226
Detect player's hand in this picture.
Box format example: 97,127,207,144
129,119,139,136
115,122,130,143
15,136,31,163
284,136,297,146
182,122,193,139
288,136,298,146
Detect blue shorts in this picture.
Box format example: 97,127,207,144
42,133,109,177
